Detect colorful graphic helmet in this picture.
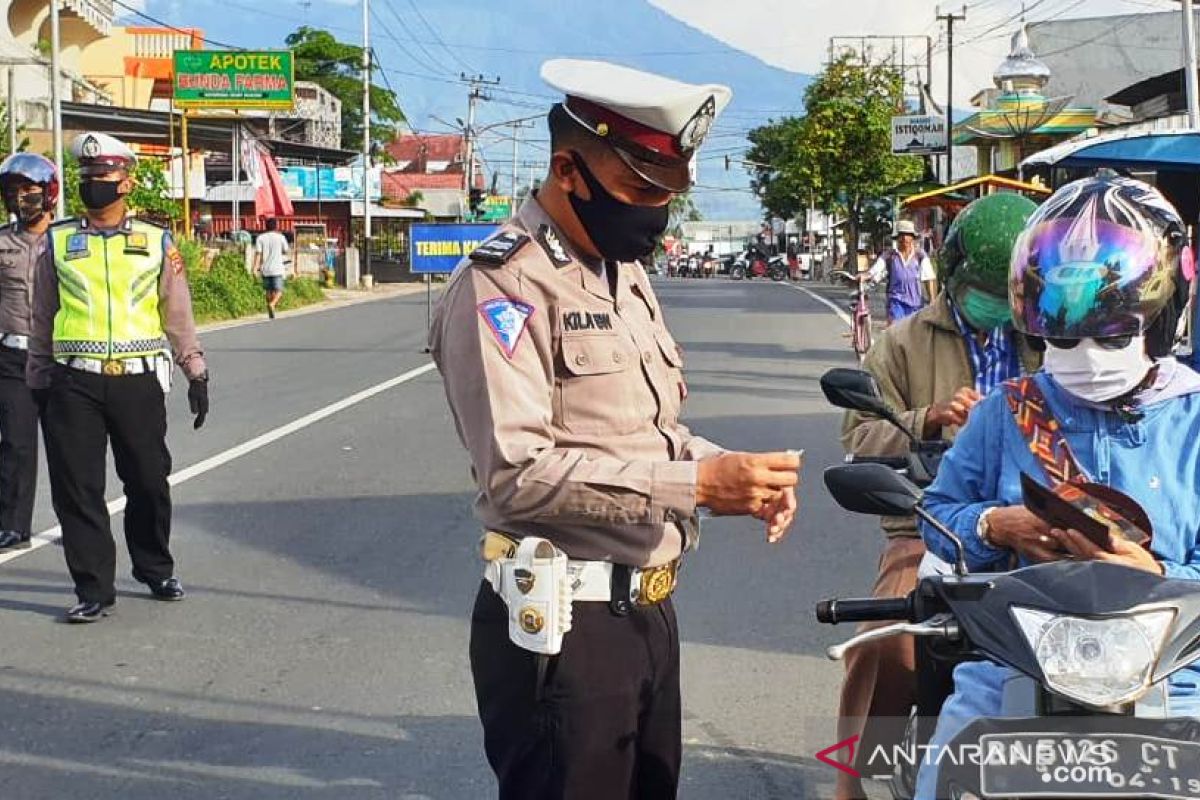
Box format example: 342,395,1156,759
1009,176,1190,340
0,152,59,213
941,192,1039,297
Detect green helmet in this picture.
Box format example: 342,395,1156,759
940,193,1039,330
941,193,1039,295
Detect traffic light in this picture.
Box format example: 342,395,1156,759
469,188,486,217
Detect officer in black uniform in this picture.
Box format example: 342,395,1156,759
28,132,210,623
0,153,57,553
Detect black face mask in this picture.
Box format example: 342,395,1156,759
79,180,123,211
15,191,45,225
568,153,669,262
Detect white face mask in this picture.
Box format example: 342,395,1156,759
1043,336,1155,402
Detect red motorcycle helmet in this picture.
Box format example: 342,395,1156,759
0,153,60,214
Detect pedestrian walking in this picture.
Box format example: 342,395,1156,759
0,154,58,553
254,216,290,319
27,132,210,623
429,59,803,800
868,220,938,324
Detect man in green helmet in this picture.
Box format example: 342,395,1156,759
832,193,1042,800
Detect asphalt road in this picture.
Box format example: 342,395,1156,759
0,277,888,800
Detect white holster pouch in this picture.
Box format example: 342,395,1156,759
485,537,574,656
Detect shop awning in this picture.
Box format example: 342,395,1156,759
901,174,1052,211
1020,128,1200,173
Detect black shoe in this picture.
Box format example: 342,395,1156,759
268,305,276,319
65,600,114,623
133,571,186,601
0,530,30,552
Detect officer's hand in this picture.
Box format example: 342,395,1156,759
755,486,797,544
188,376,209,430
986,505,1063,563
923,387,983,438
696,452,801,518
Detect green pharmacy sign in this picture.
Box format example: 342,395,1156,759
173,50,295,110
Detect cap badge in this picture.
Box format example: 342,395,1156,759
596,122,609,137
81,136,101,159
678,96,717,152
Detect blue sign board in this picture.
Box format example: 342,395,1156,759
410,222,499,274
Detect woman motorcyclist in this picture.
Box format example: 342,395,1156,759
915,176,1200,798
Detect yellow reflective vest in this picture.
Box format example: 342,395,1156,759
49,218,169,360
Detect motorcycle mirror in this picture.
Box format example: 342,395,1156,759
824,463,969,576
821,368,920,446
824,463,920,516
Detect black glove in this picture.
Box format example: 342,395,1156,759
188,375,209,430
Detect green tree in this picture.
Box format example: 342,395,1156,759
668,192,701,238
747,54,921,257
285,26,406,152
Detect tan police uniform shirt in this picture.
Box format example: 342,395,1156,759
430,196,723,568
0,223,42,337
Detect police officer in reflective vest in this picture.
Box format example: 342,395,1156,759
0,153,57,554
28,132,210,623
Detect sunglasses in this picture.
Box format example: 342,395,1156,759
1045,334,1135,351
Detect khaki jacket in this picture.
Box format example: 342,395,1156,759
842,295,1040,536
430,196,722,567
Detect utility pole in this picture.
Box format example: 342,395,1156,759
462,74,499,194
937,5,966,185
1183,0,1200,127
49,0,64,217
361,0,372,282
507,119,535,209
460,73,499,219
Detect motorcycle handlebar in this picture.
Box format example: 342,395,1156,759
815,596,913,625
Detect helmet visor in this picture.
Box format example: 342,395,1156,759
1011,218,1168,338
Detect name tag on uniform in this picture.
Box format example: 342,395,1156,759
64,233,90,260
124,232,149,255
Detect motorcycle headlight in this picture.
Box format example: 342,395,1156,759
1012,606,1175,708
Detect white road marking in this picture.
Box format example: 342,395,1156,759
783,282,853,327
0,362,438,566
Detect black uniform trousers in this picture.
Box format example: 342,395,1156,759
471,581,681,800
0,347,38,537
42,366,173,604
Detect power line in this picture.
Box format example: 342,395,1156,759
112,0,241,49
375,1,453,76
404,0,477,73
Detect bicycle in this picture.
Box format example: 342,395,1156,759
833,270,873,362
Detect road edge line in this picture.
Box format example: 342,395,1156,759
0,361,438,567
783,283,853,327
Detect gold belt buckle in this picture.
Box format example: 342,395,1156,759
636,560,679,606
101,359,125,376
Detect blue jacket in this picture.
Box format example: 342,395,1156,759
922,370,1200,702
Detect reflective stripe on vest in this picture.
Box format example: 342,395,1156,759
50,220,168,361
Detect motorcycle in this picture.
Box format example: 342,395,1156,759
730,247,785,282
817,369,1200,798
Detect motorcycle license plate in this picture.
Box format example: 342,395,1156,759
978,732,1200,798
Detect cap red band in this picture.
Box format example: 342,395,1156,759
566,96,683,160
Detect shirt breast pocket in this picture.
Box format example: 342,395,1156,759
557,335,644,435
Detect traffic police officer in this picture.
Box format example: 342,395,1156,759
28,132,209,623
0,153,57,553
430,60,802,799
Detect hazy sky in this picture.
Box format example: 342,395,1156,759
650,0,1183,106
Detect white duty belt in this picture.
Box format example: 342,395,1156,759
56,354,168,376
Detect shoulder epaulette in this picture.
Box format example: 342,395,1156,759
470,231,529,266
